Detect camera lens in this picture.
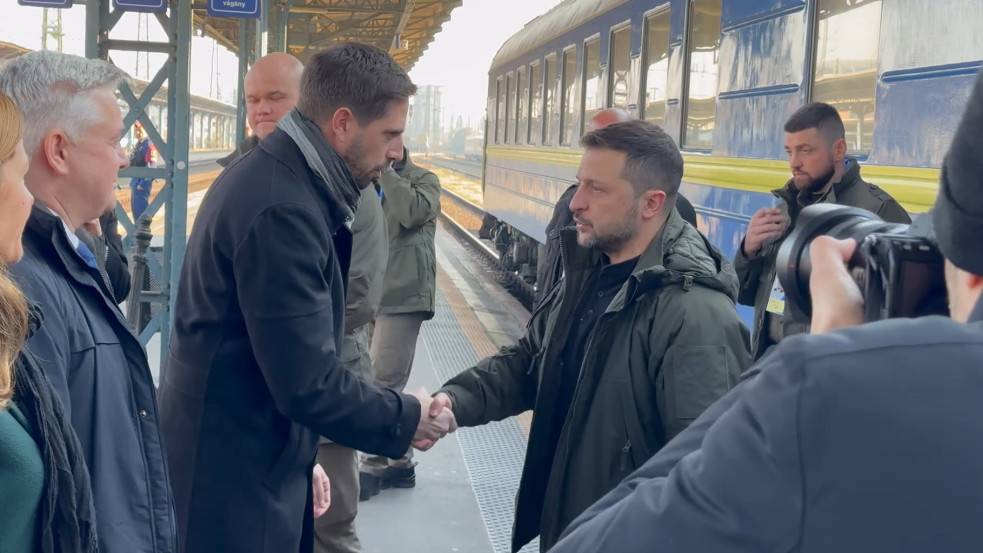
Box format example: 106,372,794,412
775,204,906,319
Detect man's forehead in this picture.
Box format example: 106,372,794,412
785,128,823,145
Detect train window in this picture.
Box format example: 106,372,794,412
505,72,515,144
516,66,528,145
488,93,497,145
544,55,556,145
529,61,542,144
609,24,632,111
683,0,722,150
560,46,578,146
812,0,882,153
582,37,602,136
642,10,671,125
496,77,506,145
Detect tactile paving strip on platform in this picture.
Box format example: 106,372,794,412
423,285,539,553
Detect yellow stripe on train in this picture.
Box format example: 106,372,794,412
485,145,940,213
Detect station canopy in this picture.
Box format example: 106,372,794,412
197,0,462,69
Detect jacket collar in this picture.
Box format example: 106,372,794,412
23,205,125,311
558,208,738,310
258,127,351,235
773,156,862,209
217,135,260,168
397,148,422,176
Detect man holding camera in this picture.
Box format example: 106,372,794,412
735,103,910,360
547,69,983,553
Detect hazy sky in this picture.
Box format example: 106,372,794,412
409,0,563,128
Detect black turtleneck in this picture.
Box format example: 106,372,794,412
553,255,639,438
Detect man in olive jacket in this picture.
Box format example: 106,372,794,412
314,182,388,553
360,146,441,496
734,102,911,360
428,121,750,552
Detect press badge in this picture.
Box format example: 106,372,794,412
766,273,785,315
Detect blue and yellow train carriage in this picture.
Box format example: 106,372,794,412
481,0,983,322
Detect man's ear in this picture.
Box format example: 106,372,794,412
832,137,847,162
641,188,667,220
327,107,357,148
41,130,72,176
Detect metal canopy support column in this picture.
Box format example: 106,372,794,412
279,0,294,53
165,0,193,362
84,0,192,367
255,0,269,60
235,17,251,145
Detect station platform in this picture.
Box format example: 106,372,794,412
143,216,538,553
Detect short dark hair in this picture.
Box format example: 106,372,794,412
297,42,417,125
580,120,684,203
784,102,846,144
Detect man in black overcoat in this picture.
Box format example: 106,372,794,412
158,43,455,553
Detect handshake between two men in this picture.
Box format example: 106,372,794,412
410,390,456,451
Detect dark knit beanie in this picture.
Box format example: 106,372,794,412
934,67,983,276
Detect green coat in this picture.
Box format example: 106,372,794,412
0,402,43,553
376,151,441,318
438,209,751,552
322,185,388,445
733,158,912,360
343,184,388,335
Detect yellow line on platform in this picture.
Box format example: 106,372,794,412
435,263,533,436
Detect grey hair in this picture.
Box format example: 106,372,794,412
0,50,128,157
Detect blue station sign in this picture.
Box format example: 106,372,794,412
112,0,168,12
207,0,261,18
18,0,73,7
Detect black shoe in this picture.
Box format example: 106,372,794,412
380,466,416,489
359,472,381,502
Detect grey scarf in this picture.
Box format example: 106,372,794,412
277,109,360,228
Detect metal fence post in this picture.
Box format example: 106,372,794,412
127,214,154,334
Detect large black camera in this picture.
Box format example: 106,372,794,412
776,204,949,322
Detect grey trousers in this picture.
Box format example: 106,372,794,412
314,443,361,553
313,325,372,553
360,312,427,473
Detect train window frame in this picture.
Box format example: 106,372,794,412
608,21,633,112
516,65,528,145
543,53,557,146
560,45,579,147
680,0,723,151
505,71,515,145
495,76,504,145
529,60,543,145
581,34,602,137
640,6,671,125
808,0,883,156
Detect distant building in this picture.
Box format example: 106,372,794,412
408,84,442,152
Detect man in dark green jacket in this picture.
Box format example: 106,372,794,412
427,121,750,552
359,147,441,497
314,183,388,553
734,102,911,360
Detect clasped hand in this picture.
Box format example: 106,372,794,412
410,389,456,451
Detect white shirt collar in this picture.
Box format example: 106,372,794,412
41,205,81,249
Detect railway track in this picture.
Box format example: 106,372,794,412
439,187,537,312
423,156,483,180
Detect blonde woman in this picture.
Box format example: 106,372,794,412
0,90,96,553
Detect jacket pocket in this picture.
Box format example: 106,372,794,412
262,421,305,491
619,386,647,472
664,345,731,432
